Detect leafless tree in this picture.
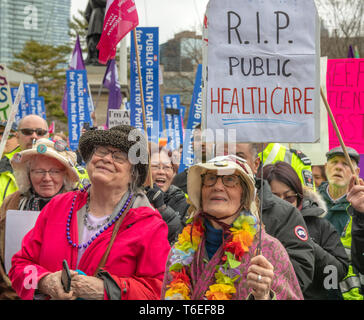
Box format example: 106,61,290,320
315,0,364,58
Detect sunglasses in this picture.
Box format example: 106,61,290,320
201,173,241,188
20,128,48,136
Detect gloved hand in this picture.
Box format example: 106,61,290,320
145,184,165,209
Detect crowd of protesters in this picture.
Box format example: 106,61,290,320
0,115,362,300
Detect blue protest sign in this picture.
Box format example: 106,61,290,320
11,87,27,123
24,84,38,115
164,94,183,151
35,97,46,120
66,70,91,151
130,27,160,143
179,64,203,173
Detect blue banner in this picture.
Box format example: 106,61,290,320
164,94,183,151
130,27,160,143
179,64,203,173
35,97,46,120
11,87,27,124
66,70,91,151
24,83,38,115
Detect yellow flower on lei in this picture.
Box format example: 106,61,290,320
205,284,236,300
165,281,191,300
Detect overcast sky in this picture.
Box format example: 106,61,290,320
71,0,209,44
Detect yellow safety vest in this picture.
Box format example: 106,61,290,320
339,215,364,300
260,143,314,189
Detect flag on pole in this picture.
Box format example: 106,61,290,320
103,59,122,127
97,0,139,64
61,35,86,115
348,45,355,58
48,121,55,134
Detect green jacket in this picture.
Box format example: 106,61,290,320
318,182,350,236
318,182,363,300
0,147,21,208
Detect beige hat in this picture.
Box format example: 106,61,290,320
187,155,256,213
11,138,79,186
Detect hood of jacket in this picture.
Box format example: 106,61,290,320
300,187,327,218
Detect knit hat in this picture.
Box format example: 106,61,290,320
11,138,79,186
78,125,148,187
187,155,256,214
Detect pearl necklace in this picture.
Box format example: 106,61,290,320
66,187,133,250
83,194,111,231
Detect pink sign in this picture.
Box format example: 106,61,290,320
326,59,364,153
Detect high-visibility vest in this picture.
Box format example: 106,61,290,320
339,216,364,300
260,143,314,188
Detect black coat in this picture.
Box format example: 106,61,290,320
257,179,315,294
300,189,349,300
351,207,364,275
159,185,189,245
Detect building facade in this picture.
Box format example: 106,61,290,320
0,0,71,65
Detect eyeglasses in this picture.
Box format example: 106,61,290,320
201,173,241,188
151,164,173,172
93,146,127,164
274,192,299,204
30,168,65,178
20,128,48,136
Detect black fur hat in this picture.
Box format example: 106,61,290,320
79,125,149,187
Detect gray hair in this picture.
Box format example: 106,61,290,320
14,156,75,194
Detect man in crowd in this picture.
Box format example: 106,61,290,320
319,146,362,300
16,114,49,151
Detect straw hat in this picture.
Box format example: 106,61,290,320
11,138,79,185
187,155,257,214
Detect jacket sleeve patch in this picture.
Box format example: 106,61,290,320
294,225,308,241
302,170,314,188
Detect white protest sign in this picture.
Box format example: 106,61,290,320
0,81,24,160
108,109,131,128
205,0,320,143
0,64,12,121
4,210,40,273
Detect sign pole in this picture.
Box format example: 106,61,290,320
320,86,359,184
132,28,153,187
0,81,24,160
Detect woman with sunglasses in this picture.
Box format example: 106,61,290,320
0,138,79,299
262,161,349,300
162,155,303,300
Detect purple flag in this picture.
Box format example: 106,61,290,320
61,35,86,115
103,59,122,128
348,45,355,58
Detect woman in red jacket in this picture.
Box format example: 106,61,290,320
9,125,170,300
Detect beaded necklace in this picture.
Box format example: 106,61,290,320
66,187,133,250
165,213,257,300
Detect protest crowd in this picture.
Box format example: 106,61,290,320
0,0,363,302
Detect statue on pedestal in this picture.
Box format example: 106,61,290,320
85,0,106,66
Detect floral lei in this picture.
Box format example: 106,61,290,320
165,213,258,300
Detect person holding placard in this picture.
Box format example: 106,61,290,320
224,142,315,295
0,138,80,299
262,161,349,300
162,155,303,300
8,125,170,300
318,146,363,300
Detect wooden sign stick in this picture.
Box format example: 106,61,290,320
320,86,360,185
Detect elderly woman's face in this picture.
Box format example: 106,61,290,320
150,151,175,192
87,145,132,191
201,170,243,219
29,155,66,197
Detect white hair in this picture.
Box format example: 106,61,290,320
14,155,75,194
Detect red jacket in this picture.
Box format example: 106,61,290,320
8,190,170,300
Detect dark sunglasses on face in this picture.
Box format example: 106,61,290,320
20,128,48,136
